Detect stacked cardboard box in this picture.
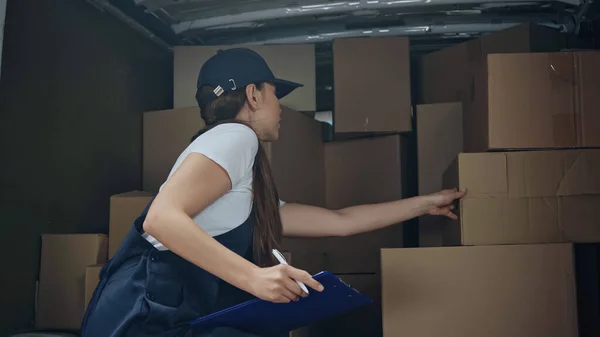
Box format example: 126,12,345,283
35,234,108,330
381,22,600,337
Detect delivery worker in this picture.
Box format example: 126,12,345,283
80,48,465,337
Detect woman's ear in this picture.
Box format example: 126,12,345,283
245,84,261,110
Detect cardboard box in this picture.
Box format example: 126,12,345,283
381,244,578,337
416,103,463,247
323,135,405,273
143,106,204,193
443,150,600,245
420,23,564,104
109,191,154,258
174,45,316,111
84,264,103,311
313,274,382,337
485,51,600,149
333,36,411,133
36,234,108,329
264,105,325,208
419,23,569,152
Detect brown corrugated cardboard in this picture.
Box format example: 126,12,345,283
323,135,405,273
265,106,325,208
109,191,154,258
333,36,411,133
486,51,600,149
314,274,382,337
84,264,103,312
143,106,204,193
446,195,600,246
419,23,569,152
420,42,472,105
445,150,600,198
325,135,405,209
36,234,108,330
420,23,564,105
381,244,578,337
174,45,316,111
265,105,326,253
443,150,600,245
416,103,463,247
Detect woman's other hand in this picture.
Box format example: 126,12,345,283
248,264,324,303
425,188,467,220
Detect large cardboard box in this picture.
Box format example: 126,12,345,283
443,150,600,245
416,102,463,247
381,244,578,337
313,274,382,337
143,106,204,193
485,51,600,149
109,191,154,258
333,36,411,133
174,45,316,111
265,106,325,208
323,135,405,273
36,234,108,329
420,23,570,152
420,23,564,105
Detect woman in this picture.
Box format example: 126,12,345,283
80,48,465,337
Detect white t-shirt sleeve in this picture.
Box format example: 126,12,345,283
188,123,258,188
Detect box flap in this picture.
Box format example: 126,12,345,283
506,150,600,197
452,150,600,198
456,152,508,197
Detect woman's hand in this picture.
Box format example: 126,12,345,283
425,188,467,220
248,264,324,303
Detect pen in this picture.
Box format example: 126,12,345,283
272,248,310,295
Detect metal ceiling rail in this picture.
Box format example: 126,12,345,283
170,0,581,34
86,0,172,50
216,22,567,45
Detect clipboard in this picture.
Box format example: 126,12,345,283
189,271,373,336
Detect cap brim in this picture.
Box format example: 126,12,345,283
272,78,303,99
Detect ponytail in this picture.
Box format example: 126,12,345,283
194,83,283,267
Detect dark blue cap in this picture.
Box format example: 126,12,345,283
196,48,303,107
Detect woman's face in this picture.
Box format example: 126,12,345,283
250,82,281,142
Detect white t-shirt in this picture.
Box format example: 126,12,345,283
143,123,285,250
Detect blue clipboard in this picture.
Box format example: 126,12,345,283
189,271,373,336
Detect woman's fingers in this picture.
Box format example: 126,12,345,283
283,275,306,298
286,266,324,293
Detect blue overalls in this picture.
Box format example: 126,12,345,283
80,198,273,337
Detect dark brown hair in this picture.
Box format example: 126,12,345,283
193,84,282,267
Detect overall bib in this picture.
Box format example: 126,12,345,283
80,198,273,337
